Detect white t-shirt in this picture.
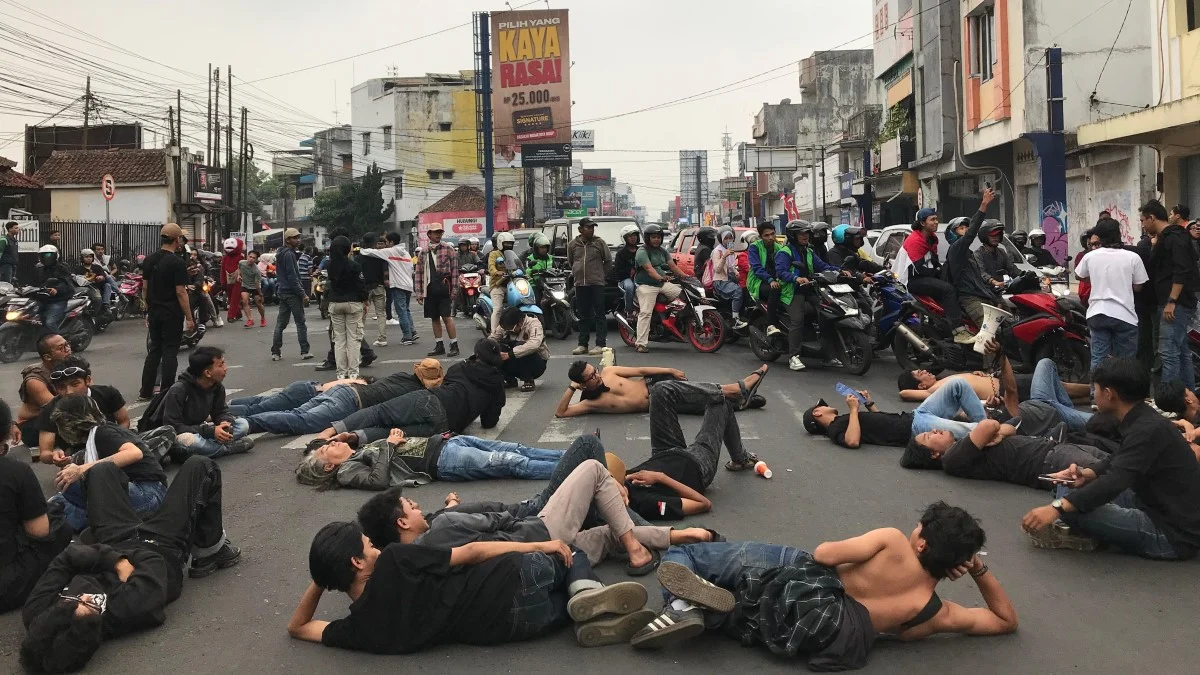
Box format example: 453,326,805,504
1075,247,1148,326
359,244,414,292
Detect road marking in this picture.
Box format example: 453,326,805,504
460,380,542,440
538,413,761,444
775,390,808,429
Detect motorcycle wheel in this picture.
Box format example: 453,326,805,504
0,324,25,363
68,318,94,353
748,318,781,363
840,329,874,376
688,311,724,353
891,329,944,375
1036,339,1090,383
617,318,637,347
549,306,571,340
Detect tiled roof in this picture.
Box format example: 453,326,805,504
33,149,167,186
419,185,486,214
0,155,42,189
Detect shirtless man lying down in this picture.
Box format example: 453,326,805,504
555,361,767,418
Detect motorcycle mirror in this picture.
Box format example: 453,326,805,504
730,242,749,252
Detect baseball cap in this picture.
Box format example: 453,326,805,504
578,217,595,229
802,398,829,435
284,228,301,239
160,223,184,238
427,222,445,232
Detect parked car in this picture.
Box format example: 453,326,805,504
871,222,1038,276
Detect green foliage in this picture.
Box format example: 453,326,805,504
309,162,396,238
230,158,277,218
875,104,912,150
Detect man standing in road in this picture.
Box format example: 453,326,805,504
568,217,613,356
1075,218,1147,374
0,220,19,283
138,224,193,401
272,228,312,362
1141,199,1199,392
359,233,389,347
358,231,417,345
415,223,460,357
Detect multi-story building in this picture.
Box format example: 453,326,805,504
312,125,353,193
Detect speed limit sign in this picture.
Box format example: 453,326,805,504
101,174,116,201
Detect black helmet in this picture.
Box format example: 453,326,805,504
642,224,665,241
784,220,814,244
810,222,831,241
1010,230,1028,247
696,227,717,246
980,220,1005,239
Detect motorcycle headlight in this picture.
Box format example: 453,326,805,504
5,310,19,321
551,290,566,300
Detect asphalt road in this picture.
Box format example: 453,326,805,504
1,308,1197,674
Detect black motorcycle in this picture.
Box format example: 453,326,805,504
0,287,94,363
538,268,576,340
747,271,874,375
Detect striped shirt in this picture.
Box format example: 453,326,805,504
298,252,312,281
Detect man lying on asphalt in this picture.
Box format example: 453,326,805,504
1022,357,1200,559
238,366,428,435
289,522,658,650
555,361,766,417
803,389,914,449
897,366,1090,405
630,502,1017,671
19,456,241,673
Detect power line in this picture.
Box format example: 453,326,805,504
1090,0,1135,99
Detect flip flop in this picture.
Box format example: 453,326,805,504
519,381,536,392
626,548,661,577
737,366,769,410
724,452,760,472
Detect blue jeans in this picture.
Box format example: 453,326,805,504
247,384,359,435
1159,304,1197,391
435,436,563,481
101,278,116,306
911,377,987,438
1088,314,1138,371
1061,487,1181,560
41,300,67,333
1029,358,1092,431
618,278,636,312
53,479,166,533
272,293,310,356
175,418,251,458
508,549,594,641
712,280,743,315
661,542,807,606
389,288,415,339
229,380,319,416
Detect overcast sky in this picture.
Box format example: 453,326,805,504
0,0,873,207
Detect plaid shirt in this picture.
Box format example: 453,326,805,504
414,241,459,299
726,558,851,661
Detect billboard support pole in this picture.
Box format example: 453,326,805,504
475,12,495,239
695,154,702,225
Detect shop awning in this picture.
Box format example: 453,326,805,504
1078,94,1200,151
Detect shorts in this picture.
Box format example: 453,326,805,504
242,288,262,298
423,283,453,319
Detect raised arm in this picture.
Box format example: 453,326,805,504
554,385,594,418
900,557,1018,640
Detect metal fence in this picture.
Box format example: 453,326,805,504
15,220,163,283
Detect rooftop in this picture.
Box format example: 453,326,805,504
33,149,167,186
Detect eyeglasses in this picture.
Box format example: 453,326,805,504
50,366,87,381
60,592,106,614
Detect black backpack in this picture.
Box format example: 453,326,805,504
136,388,170,433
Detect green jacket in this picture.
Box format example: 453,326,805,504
746,239,775,302
525,253,553,283
776,245,815,306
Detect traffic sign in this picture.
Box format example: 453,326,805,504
101,174,116,201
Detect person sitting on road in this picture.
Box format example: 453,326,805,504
942,188,1002,328
296,427,564,490
20,455,240,673
35,356,130,463
144,347,254,459
629,502,1017,670
708,227,747,330
608,223,642,318
240,369,428,435
632,224,685,354
557,361,766,417
0,398,72,613
314,339,507,441
803,389,914,449
289,522,657,652
491,306,549,392
894,209,973,344
17,335,71,456
828,225,884,274
775,220,843,372
1021,357,1200,558
747,221,783,335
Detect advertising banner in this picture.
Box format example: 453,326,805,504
571,129,594,151
582,168,612,186
491,9,572,148
556,194,582,209
522,142,572,168
190,164,224,202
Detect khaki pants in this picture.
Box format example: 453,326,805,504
367,286,388,341
329,301,365,378
489,285,507,332
960,295,987,327
538,460,671,565
635,282,681,347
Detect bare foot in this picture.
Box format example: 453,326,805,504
627,542,653,569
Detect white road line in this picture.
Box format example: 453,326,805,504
775,390,807,429
538,417,582,443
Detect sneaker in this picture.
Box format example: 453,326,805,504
215,318,224,327
572,345,589,355
314,361,337,371
1027,522,1099,551
244,320,254,328
370,315,379,321
373,340,388,347
189,543,242,578
567,582,649,622
271,353,282,361
300,352,314,361
428,344,447,356
401,337,417,346
447,343,460,357
576,609,657,648
629,607,706,649
733,319,748,330
260,318,267,327
823,357,843,368
765,324,782,337
789,355,806,371
655,561,736,613
225,437,255,455
360,352,377,368
386,319,400,326
952,326,976,344
588,346,604,356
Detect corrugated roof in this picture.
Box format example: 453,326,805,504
33,149,167,186
419,185,486,214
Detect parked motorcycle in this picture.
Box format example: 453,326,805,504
0,281,15,326
473,269,542,334
538,268,576,340
117,272,146,319
179,289,208,350
614,275,724,353
747,271,874,374
0,287,94,363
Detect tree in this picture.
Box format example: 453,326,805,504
309,162,395,239
229,157,279,219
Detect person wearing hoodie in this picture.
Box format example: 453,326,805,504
943,188,1000,327
152,347,253,459
220,237,244,323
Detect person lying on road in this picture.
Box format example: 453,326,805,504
897,366,1090,405
556,361,766,418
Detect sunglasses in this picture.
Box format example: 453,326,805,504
50,366,87,381
60,592,106,614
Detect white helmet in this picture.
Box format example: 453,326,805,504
740,230,760,245
80,248,94,257
1029,228,1046,238
38,244,58,255
620,223,641,240
497,232,515,248
465,237,478,245
223,237,239,253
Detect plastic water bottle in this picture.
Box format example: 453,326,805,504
599,346,615,368
754,461,772,479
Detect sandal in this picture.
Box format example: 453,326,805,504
626,548,661,577
704,528,727,543
635,345,649,353
736,366,769,410
725,452,760,472
519,381,536,392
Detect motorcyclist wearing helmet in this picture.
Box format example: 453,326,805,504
632,223,684,353
944,188,1001,328
897,208,972,344
809,221,832,262
524,232,554,292
828,225,884,273
1025,229,1059,267
608,223,642,314
486,231,520,332
36,244,74,332
709,226,747,329
775,220,842,371
747,221,782,333
457,237,480,268
692,226,717,283
78,248,109,313
736,230,757,287
975,220,1021,285
1010,230,1029,251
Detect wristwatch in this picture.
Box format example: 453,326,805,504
1051,498,1066,516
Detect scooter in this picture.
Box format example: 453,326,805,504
0,281,15,326
117,272,146,318
313,269,330,319
473,269,542,334
614,275,724,353
747,271,874,374
459,263,484,325
538,268,575,340
866,271,914,354
0,287,94,363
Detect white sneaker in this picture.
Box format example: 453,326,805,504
733,319,748,330
766,325,782,337
373,340,388,347
386,319,400,326
215,318,224,327
789,355,806,371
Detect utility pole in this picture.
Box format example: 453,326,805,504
82,76,92,147
694,153,702,225
477,12,495,238
226,65,233,234
213,68,221,169
206,64,212,163
170,103,181,223
809,147,819,223
238,107,247,236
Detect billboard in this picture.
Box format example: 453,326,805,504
582,168,612,186
491,9,572,148
522,142,572,168
190,164,224,202
572,129,595,151
679,151,709,208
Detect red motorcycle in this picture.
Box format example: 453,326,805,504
893,272,1090,381
614,275,725,353
116,272,145,319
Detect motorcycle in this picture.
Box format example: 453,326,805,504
0,287,94,363
178,288,208,350
538,268,576,340
892,271,1090,380
866,271,914,354
312,269,330,319
614,275,724,353
0,281,15,326
747,271,874,374
458,264,484,328
473,269,542,334
117,272,146,319
72,275,115,333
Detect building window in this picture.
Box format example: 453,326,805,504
341,154,352,174
970,5,995,82
439,122,452,132
428,169,440,179
442,170,455,179
362,132,371,156
382,125,392,150
1190,0,1200,32
394,176,404,200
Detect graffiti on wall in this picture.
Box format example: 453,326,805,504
1100,203,1135,244
1041,201,1069,263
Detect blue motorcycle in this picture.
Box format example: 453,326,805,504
473,269,543,333
866,271,917,353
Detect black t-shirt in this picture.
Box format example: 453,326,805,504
321,544,521,654
626,450,704,521
942,434,1055,488
826,411,913,448
143,249,189,318
88,425,166,485
0,454,47,568
38,386,126,448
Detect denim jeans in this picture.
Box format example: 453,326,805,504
272,293,310,356
435,435,562,481
661,541,808,606
1159,304,1196,391
1087,314,1138,371
1028,358,1092,431
911,377,987,438
390,287,415,339
229,380,319,416
175,417,251,458
618,278,636,313
40,300,67,333
507,549,594,641
101,278,115,306
1061,487,1181,560
649,380,750,486
53,479,166,533
712,280,743,315
247,384,358,435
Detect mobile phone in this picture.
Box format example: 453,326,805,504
984,181,993,189
1038,475,1071,484
835,382,869,406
